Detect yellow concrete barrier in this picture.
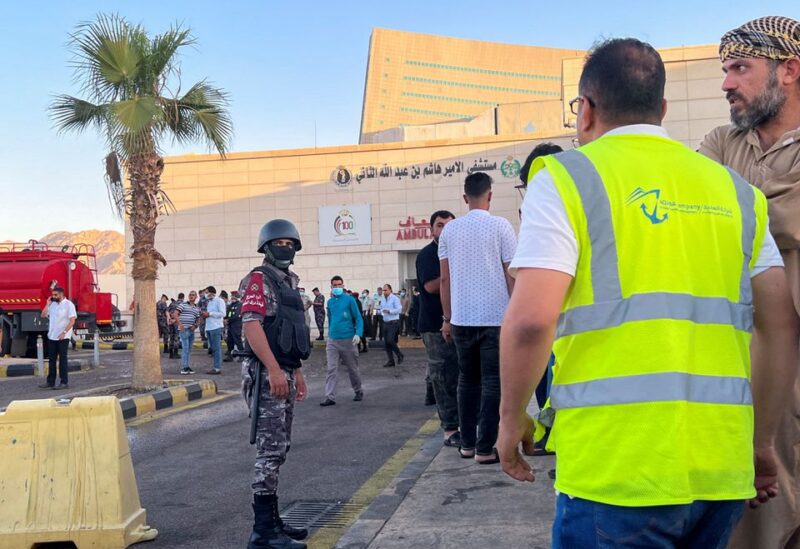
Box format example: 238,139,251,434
0,397,158,548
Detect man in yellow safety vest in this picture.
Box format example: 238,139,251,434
497,37,798,547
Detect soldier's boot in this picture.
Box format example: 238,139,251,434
248,495,306,549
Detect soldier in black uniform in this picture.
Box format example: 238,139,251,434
224,290,244,362
167,293,183,359
240,219,310,549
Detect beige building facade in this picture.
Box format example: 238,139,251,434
126,31,732,309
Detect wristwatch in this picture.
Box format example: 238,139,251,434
442,315,450,323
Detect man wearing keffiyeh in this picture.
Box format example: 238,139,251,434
699,15,800,549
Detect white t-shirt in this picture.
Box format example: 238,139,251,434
510,125,784,278
439,208,518,326
47,298,77,341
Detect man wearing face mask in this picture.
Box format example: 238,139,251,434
238,219,310,549
320,275,364,407
699,16,800,549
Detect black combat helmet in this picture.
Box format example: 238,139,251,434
257,219,302,253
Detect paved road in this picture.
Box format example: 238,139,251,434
125,343,436,549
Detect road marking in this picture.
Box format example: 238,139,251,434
126,391,235,426
307,415,439,549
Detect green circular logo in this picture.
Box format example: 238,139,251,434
501,158,521,178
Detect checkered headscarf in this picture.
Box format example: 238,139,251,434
720,16,800,61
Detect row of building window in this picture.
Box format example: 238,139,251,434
402,75,560,96
405,59,561,81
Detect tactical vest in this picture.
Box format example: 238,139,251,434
531,132,769,506
248,266,311,369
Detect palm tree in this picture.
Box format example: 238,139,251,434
51,14,232,390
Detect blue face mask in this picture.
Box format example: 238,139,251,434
332,288,344,297
400,291,406,297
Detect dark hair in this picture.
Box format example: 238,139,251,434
53,286,65,293
331,276,343,284
429,209,455,227
464,172,492,198
312,287,319,292
579,38,665,125
220,290,228,299
161,294,168,300
384,283,393,291
206,286,216,295
520,143,564,186
178,292,185,299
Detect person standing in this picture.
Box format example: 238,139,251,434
358,289,372,352
198,287,209,348
379,284,404,367
312,287,325,341
224,290,243,362
239,219,310,548
699,17,800,548
157,294,169,354
320,276,364,406
498,38,796,547
439,171,517,464
399,289,410,336
176,290,201,375
417,210,461,447
370,287,384,341
38,286,76,390
299,287,313,343
409,287,421,339
167,293,183,359
204,286,226,375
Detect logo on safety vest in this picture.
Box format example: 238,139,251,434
626,187,668,224
626,187,734,224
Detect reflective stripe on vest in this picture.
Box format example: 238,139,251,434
551,372,753,409
554,149,755,340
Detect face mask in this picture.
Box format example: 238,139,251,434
400,291,406,297
332,288,344,296
266,242,296,269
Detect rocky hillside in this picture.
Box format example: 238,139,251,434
38,230,125,274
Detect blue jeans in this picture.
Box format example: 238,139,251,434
179,328,195,369
207,328,222,370
552,494,745,548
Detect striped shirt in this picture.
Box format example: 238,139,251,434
176,302,201,328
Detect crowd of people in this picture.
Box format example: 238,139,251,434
85,16,800,549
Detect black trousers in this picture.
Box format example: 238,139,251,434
371,314,384,340
47,338,70,385
226,322,243,355
451,325,501,455
383,320,403,364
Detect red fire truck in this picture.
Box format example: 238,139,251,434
0,240,124,357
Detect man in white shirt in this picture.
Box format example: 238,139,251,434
204,286,226,374
379,284,404,367
439,171,517,463
39,286,77,389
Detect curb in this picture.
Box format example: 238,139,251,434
0,359,92,378
118,379,217,420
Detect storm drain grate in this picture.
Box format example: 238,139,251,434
281,500,362,530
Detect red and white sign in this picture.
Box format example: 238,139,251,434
396,216,431,241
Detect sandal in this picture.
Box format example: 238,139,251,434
458,447,475,459
475,448,500,465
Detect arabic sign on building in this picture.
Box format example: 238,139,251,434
318,204,372,247
351,156,519,184
396,216,431,241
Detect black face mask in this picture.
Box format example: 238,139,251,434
266,243,296,269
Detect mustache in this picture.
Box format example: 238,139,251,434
726,91,745,103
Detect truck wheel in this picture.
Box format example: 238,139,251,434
0,321,10,356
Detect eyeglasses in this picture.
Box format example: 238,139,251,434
569,95,595,116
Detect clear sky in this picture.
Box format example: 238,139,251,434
1,1,796,241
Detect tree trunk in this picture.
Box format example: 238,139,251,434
129,151,166,390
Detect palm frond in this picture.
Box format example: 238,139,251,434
69,13,143,101
161,80,232,155
143,24,195,88
49,95,108,133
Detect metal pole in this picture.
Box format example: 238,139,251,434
93,330,100,369
36,335,44,378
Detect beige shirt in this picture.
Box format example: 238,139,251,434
699,124,800,250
